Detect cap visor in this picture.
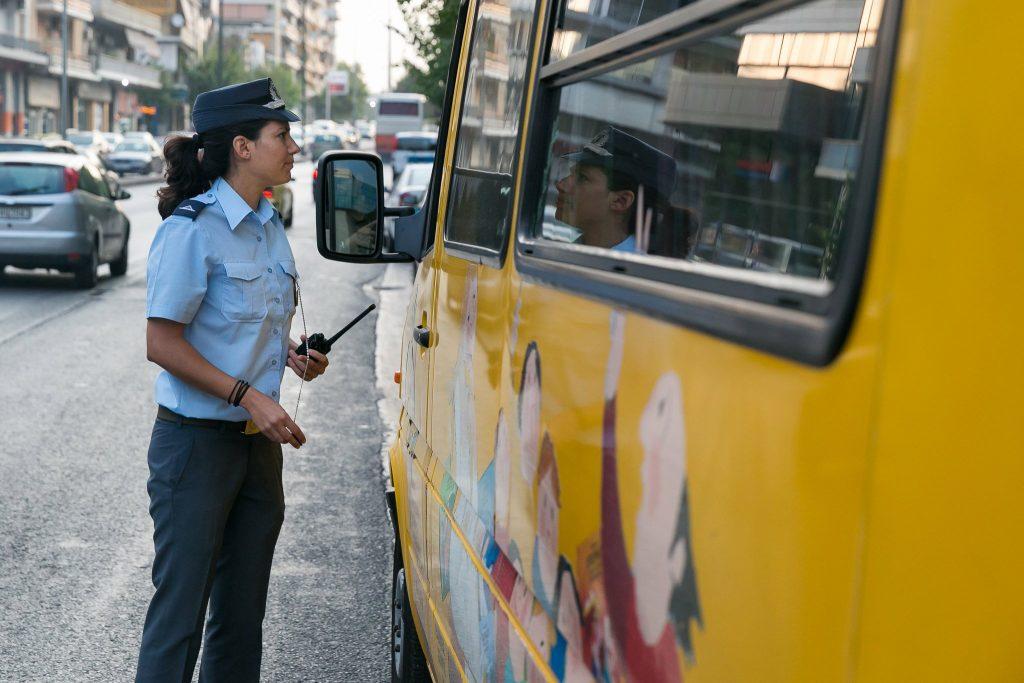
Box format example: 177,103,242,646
280,108,301,122
561,150,604,164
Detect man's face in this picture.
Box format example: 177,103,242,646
554,163,611,230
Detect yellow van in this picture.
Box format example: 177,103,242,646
314,0,1024,680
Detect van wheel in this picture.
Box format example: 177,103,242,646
392,548,430,683
74,242,99,289
284,202,293,228
109,237,129,277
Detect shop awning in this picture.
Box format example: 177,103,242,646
125,28,160,61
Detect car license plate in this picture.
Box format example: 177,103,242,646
0,207,31,220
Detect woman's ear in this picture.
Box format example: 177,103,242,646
232,135,251,161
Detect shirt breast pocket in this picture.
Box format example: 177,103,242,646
221,261,268,322
277,259,298,316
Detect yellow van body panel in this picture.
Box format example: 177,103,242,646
389,0,1024,681
853,1,1024,679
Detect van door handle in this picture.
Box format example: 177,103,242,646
413,325,432,348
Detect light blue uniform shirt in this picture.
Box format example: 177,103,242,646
146,176,298,420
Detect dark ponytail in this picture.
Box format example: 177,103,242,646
157,119,269,219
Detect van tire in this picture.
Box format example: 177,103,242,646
74,241,99,289
392,546,431,683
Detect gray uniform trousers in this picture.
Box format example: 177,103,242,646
136,415,285,683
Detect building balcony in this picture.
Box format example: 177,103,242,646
46,50,101,81
37,0,94,22
0,34,49,66
282,0,301,18
96,53,162,89
91,0,161,33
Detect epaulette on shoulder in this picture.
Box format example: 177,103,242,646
172,198,211,220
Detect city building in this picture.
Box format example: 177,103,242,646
221,0,335,115
0,0,207,135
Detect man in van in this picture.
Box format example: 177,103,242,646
554,125,676,253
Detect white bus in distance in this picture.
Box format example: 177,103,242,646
374,92,426,161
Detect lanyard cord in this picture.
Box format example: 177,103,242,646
293,275,308,422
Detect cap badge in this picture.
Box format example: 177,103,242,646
265,81,284,110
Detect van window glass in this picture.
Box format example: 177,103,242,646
551,0,701,61
0,163,64,195
532,0,886,285
443,0,535,254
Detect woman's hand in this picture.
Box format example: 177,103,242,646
287,335,329,381
241,389,306,449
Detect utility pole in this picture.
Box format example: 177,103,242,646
217,0,224,76
385,22,393,92
60,0,68,133
300,0,307,121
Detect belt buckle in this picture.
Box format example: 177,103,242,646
243,420,261,435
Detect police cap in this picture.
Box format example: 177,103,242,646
562,126,676,199
191,77,300,134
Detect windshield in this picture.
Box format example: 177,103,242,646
115,142,150,152
379,101,420,116
0,143,44,152
397,136,436,152
67,134,94,145
0,163,65,195
316,135,340,143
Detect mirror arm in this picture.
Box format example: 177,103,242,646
392,208,427,262
383,206,417,218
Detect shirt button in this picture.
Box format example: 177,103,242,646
273,329,279,335
267,267,273,273
274,297,281,304
272,391,278,397
257,236,262,242
272,359,278,366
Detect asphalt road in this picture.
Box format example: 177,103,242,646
0,160,400,681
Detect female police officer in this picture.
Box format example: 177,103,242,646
136,78,329,682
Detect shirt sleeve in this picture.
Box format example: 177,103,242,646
146,216,211,323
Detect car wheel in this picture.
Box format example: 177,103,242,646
392,548,430,683
73,241,99,289
284,202,293,228
109,235,129,277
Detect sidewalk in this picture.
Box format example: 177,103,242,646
367,262,415,487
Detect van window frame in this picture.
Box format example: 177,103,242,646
415,0,476,259
513,0,903,366
440,0,544,268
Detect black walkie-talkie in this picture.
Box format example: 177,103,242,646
296,304,376,357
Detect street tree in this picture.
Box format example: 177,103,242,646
396,0,459,108
309,62,371,121
249,63,301,108
183,41,249,103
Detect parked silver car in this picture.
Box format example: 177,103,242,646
0,152,131,288
106,139,164,175
65,130,113,158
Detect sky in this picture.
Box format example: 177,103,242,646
333,0,417,94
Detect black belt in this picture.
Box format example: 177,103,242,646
157,406,249,433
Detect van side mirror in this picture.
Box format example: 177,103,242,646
118,187,131,200
315,151,418,263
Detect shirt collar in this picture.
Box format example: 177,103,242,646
213,177,276,231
